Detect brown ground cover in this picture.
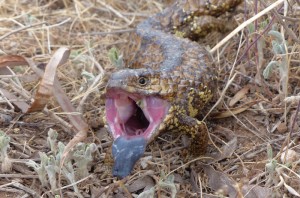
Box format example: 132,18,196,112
0,0,300,197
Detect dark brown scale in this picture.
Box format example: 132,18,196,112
157,0,243,39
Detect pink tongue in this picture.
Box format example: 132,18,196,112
115,96,135,123
143,97,168,123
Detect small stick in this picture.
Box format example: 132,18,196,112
0,187,23,194
0,22,46,41
11,182,39,197
98,0,132,24
0,174,39,179
260,0,300,44
71,28,135,36
210,0,286,54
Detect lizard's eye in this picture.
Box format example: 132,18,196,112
138,76,148,86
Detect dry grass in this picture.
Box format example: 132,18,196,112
0,0,300,197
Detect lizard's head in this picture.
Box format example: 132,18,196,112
105,68,171,178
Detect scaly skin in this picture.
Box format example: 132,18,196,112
104,0,242,178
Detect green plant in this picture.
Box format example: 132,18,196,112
158,173,177,198
265,144,300,196
0,131,12,172
27,129,97,197
263,28,289,95
108,47,123,68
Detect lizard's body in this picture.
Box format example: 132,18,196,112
104,0,242,178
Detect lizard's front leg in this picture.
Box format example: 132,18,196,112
177,114,209,157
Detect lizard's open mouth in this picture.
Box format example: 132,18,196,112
105,90,170,140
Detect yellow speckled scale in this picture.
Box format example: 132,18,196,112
159,0,243,39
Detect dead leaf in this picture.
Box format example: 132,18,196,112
229,85,250,107
209,136,237,163
206,126,237,163
0,113,12,124
0,55,31,112
211,100,260,119
202,165,271,198
26,47,70,112
280,149,299,164
202,165,236,197
127,176,155,193
0,55,28,68
242,185,272,198
137,187,155,198
283,181,300,197
0,88,30,112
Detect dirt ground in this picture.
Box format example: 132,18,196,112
0,0,300,197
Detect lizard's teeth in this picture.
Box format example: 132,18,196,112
140,98,152,123
115,96,135,123
144,97,169,123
